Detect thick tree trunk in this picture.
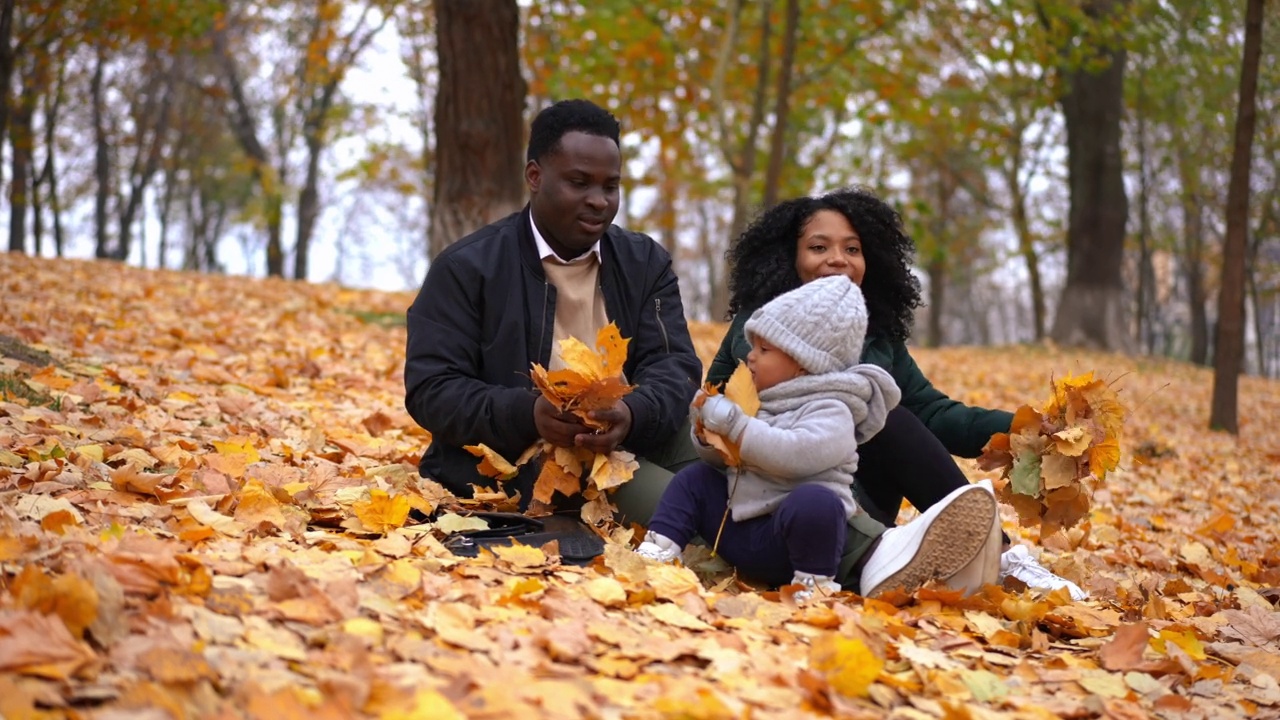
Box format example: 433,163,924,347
7,59,35,254
430,0,526,259
1209,0,1264,433
0,0,14,191
1048,1,1131,351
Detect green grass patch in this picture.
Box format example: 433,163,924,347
341,308,407,327
0,371,63,410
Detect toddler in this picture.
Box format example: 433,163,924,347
637,276,1001,598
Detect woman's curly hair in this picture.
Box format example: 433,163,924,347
725,186,923,343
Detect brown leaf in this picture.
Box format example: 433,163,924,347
1098,622,1151,671
0,609,97,679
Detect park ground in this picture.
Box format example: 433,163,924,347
1,252,1279,719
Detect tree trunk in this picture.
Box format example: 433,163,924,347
1209,0,1264,433
925,255,946,347
37,59,64,257
92,47,112,259
1134,67,1156,355
6,57,35,254
762,0,798,209
115,56,175,263
213,27,284,276
1009,171,1045,341
295,134,322,280
1048,0,1132,351
1182,192,1209,365
430,0,526,259
0,0,15,191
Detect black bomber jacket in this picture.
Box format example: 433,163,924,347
404,207,702,502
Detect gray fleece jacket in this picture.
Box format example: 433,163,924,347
694,364,901,522
691,361,901,517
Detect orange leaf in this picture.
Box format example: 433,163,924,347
464,443,520,480
532,456,582,504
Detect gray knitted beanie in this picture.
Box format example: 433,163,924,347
744,275,868,375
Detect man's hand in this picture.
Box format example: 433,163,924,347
534,395,593,448
576,401,633,455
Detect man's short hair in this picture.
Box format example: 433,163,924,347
526,99,621,162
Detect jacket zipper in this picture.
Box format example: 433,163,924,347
655,298,670,353
539,279,550,364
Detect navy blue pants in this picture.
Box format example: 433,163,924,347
646,462,848,586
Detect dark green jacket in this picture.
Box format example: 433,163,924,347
705,311,1012,458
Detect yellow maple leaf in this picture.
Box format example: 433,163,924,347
694,362,759,467
809,634,883,698
11,565,99,639
1089,435,1121,479
491,543,549,569
530,323,634,423
1151,629,1206,660
352,489,411,535
463,443,520,480
212,437,261,464
723,360,759,417
1044,372,1097,418
234,479,290,530
589,450,638,491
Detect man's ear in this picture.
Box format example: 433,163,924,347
525,160,540,194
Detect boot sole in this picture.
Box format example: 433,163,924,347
863,486,996,597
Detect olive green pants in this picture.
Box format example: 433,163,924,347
610,420,701,526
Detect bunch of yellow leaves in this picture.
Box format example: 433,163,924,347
977,372,1127,539
464,324,639,520
691,362,760,467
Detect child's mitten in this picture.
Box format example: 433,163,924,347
700,395,748,442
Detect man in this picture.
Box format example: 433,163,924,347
404,99,702,524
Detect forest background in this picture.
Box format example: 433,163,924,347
1,0,1278,382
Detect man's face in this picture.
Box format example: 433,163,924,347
526,131,622,259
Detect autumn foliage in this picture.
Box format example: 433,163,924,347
978,372,1127,540
465,324,639,525
692,361,760,467
3,255,1280,718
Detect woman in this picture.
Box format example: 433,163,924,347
706,187,1085,599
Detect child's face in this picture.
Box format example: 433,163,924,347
746,336,805,391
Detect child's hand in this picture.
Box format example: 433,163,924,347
700,395,746,441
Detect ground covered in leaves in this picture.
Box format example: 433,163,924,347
2,253,1280,719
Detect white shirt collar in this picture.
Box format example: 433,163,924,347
530,212,602,265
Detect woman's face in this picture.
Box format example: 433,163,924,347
794,210,865,286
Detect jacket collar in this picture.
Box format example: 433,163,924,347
518,205,611,277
